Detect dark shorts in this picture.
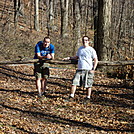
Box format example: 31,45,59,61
72,70,94,88
34,61,50,79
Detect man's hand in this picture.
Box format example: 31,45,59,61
63,56,78,61
46,54,52,59
89,70,95,73
62,57,70,61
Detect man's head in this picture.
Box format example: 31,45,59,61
82,36,90,43
43,37,50,47
82,36,90,47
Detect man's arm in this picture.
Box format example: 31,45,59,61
36,53,54,60
63,56,78,60
50,53,54,60
36,53,48,60
91,57,98,72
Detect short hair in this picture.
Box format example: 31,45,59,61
82,36,90,41
43,37,50,41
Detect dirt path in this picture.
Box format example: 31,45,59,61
0,65,133,134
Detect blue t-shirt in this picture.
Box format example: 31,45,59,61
34,41,55,59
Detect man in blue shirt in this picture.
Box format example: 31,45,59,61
34,37,55,96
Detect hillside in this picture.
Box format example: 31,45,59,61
0,64,133,133
0,2,133,133
0,0,97,62
0,0,59,61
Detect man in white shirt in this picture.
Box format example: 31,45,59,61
64,36,98,101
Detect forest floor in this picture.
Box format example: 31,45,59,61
0,64,133,134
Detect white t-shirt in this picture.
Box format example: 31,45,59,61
76,46,97,70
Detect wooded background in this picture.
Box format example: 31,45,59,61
0,0,133,64
0,1,134,133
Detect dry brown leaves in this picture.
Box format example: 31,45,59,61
0,65,133,134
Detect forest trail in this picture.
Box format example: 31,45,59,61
0,65,133,134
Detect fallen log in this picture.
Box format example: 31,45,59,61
0,59,134,66
98,60,134,66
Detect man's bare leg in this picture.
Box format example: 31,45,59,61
70,85,77,98
36,79,42,96
87,87,92,99
41,78,47,94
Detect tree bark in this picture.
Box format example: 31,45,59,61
49,0,54,24
34,0,40,31
73,0,81,54
46,0,55,36
97,0,112,61
93,0,98,50
60,0,69,38
14,0,20,28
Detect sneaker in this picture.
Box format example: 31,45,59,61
64,96,74,102
42,91,46,95
83,97,91,104
38,93,42,97
38,91,45,97
69,96,74,100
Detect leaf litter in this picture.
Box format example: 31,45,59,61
0,65,133,134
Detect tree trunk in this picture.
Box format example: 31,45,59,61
97,0,112,61
73,0,81,54
93,0,98,50
116,0,125,59
47,0,55,36
60,0,69,38
14,0,20,28
34,0,40,31
1,0,7,21
49,0,54,24
30,0,33,30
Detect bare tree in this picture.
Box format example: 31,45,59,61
14,0,20,28
96,0,112,61
60,0,69,38
0,0,7,21
49,0,54,24
30,0,34,30
116,0,125,57
111,0,134,61
80,0,93,35
46,0,56,36
14,0,24,28
72,0,81,54
34,0,40,31
93,0,98,48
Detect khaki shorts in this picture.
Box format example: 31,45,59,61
34,62,50,79
72,70,94,88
